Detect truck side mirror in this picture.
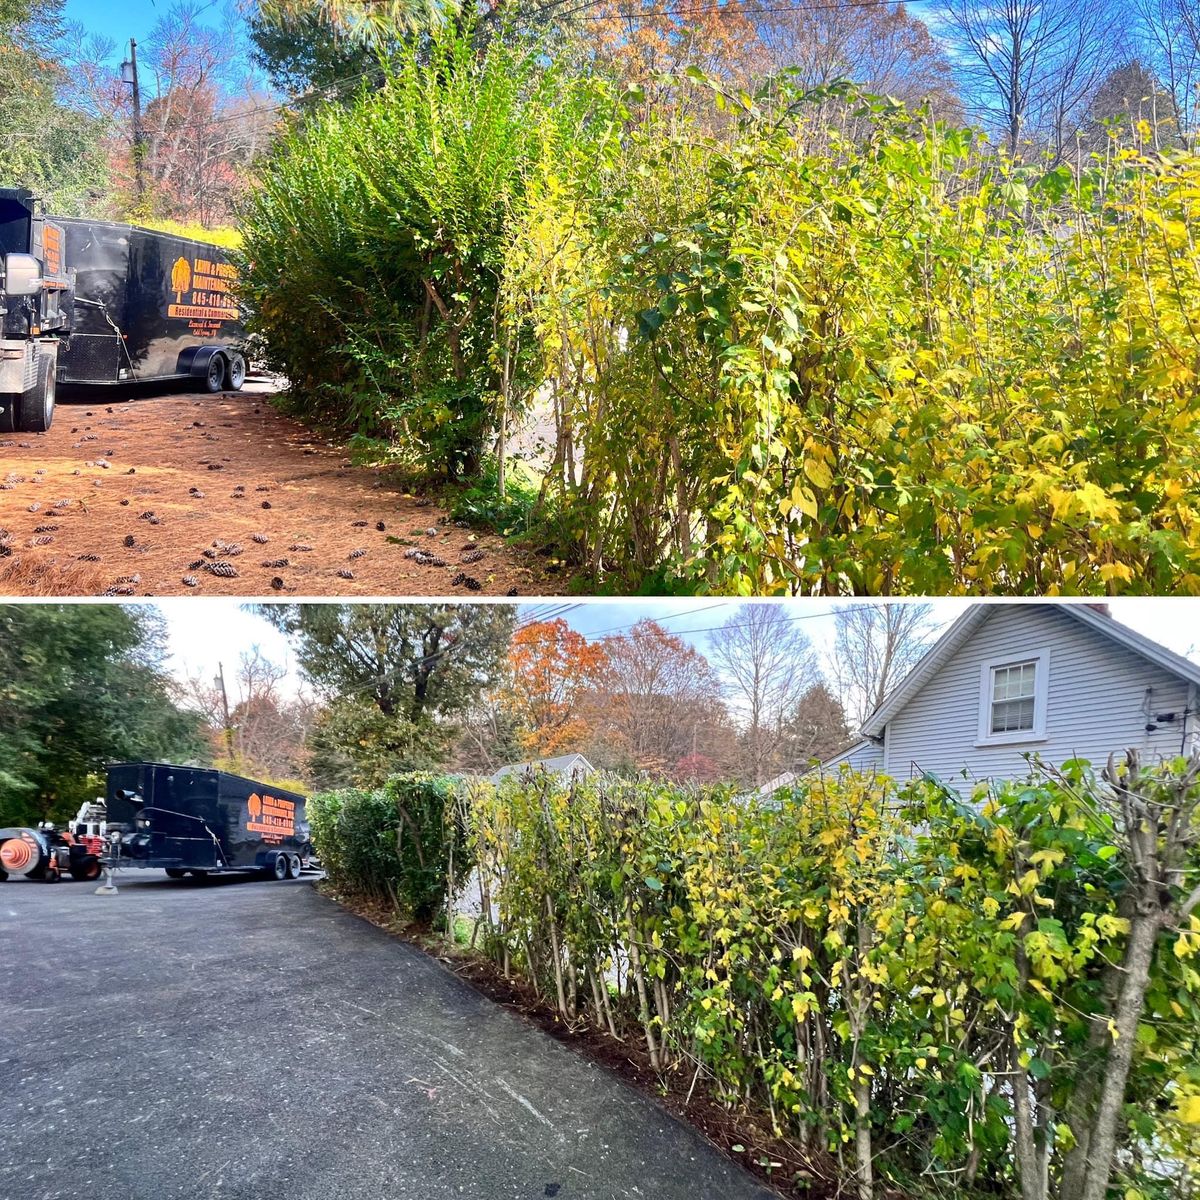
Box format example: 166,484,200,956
3,253,43,297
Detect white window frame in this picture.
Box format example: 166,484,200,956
977,650,1049,747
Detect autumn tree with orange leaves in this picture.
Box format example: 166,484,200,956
588,618,733,778
507,619,609,756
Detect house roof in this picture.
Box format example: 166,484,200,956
861,603,1200,738
756,739,877,796
489,752,595,784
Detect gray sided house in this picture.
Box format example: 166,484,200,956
772,604,1200,792
488,752,595,785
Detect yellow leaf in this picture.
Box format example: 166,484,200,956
804,457,833,490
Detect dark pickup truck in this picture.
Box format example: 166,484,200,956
1,187,247,433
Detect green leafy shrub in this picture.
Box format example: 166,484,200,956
310,772,471,922
512,84,1200,595
237,22,614,479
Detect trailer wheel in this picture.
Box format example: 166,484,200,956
224,352,246,391
272,853,288,881
165,868,187,879
16,354,56,433
204,354,227,394
287,854,301,879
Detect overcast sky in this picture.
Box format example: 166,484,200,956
141,597,1200,706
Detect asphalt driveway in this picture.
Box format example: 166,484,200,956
0,872,772,1200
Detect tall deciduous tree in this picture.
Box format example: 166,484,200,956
259,603,515,786
1135,0,1200,144
507,618,608,756
755,1,960,119
186,648,317,786
0,0,110,212
829,602,933,731
709,605,820,786
0,604,208,826
589,619,732,779
938,0,1126,161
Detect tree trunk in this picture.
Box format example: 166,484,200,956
854,1075,873,1200
1079,911,1162,1200
625,896,661,1071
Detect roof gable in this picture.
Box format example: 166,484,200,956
862,604,1200,738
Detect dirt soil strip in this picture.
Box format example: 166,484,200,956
0,382,565,597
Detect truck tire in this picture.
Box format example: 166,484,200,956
287,854,301,879
16,354,55,433
204,354,227,394
272,853,288,881
69,855,102,882
224,352,246,391
165,868,187,879
0,393,17,434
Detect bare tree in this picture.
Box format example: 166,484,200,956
587,619,731,779
829,603,934,731
1135,0,1200,145
938,0,1127,161
709,605,820,786
755,1,961,119
186,647,318,782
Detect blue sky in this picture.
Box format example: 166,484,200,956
153,598,1200,703
62,0,247,67
66,0,180,57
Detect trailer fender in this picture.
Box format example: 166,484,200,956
177,344,225,381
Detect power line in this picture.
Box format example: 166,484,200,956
533,0,931,24
518,599,909,644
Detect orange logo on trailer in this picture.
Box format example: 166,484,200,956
166,255,239,328
246,793,295,845
170,257,192,303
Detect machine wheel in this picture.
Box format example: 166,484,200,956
223,351,246,391
272,853,288,881
287,854,301,879
69,856,102,882
203,353,227,394
16,354,55,433
165,868,187,879
0,392,17,434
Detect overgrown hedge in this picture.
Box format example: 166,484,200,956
319,757,1200,1199
240,25,1200,595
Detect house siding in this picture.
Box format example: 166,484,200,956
883,606,1193,784
828,740,886,774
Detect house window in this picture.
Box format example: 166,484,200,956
977,651,1049,746
990,662,1038,733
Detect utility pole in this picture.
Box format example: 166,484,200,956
216,662,234,761
121,40,146,205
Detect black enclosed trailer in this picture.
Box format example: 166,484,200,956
1,187,248,434
105,762,312,881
